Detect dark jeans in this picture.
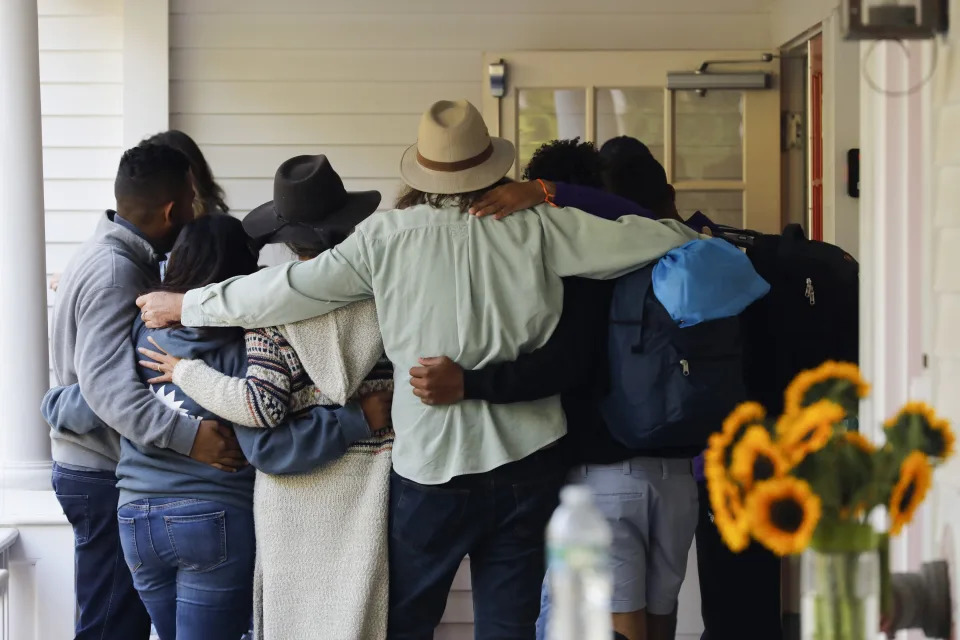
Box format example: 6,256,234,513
388,449,565,640
696,481,782,640
117,498,255,640
52,463,152,640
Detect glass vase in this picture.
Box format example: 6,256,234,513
801,549,880,640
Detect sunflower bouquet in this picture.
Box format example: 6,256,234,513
704,361,954,640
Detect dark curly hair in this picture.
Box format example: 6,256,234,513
115,143,191,217
522,138,604,188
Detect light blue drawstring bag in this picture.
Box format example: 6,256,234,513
651,238,770,327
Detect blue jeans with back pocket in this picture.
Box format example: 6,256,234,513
117,498,255,640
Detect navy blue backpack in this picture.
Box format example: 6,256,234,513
599,240,767,450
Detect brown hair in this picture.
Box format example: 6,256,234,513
394,178,511,212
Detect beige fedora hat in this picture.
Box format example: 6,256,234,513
400,99,516,195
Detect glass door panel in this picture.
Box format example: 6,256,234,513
675,190,744,228
674,91,744,181
596,88,665,163
517,89,586,171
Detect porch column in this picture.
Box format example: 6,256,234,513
0,0,53,491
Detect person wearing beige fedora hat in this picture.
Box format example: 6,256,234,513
136,98,707,640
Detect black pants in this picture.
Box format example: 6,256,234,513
696,481,782,640
387,449,564,640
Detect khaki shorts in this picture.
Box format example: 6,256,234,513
578,457,699,615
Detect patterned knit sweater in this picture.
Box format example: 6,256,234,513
173,300,392,429
171,300,393,640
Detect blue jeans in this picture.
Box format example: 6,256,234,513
117,498,255,640
387,449,565,640
52,463,152,640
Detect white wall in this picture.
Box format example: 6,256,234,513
38,0,124,382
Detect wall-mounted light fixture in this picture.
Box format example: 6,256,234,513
489,59,506,98
843,0,949,40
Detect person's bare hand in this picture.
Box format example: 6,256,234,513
360,391,393,433
138,336,182,384
409,356,465,405
136,292,185,329
469,180,554,219
190,420,247,472
49,273,61,292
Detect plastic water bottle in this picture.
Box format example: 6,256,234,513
546,485,613,640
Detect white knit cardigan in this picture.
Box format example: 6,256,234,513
173,300,391,640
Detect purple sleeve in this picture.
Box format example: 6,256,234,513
552,182,657,221
694,452,705,482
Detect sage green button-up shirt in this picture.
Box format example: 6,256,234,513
182,204,701,484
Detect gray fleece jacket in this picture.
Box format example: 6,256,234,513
48,211,199,470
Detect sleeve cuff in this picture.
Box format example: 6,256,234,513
462,369,486,400
168,417,201,456
341,402,373,443
180,288,206,327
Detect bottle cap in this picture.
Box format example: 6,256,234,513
560,485,593,505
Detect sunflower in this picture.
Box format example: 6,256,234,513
746,477,822,556
778,400,845,464
784,361,869,416
705,402,767,483
708,477,750,552
889,451,933,536
886,402,955,460
842,430,876,455
703,432,729,485
721,402,767,441
730,426,789,490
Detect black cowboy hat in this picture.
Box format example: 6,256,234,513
242,155,381,249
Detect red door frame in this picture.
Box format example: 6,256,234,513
810,35,824,241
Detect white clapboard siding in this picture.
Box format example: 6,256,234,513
173,114,423,146
171,0,768,13
171,13,772,51
43,149,120,179
169,2,769,635
41,85,122,116
37,15,123,50
172,49,481,83
42,116,123,147
39,52,122,82
172,82,481,115
204,145,406,179
38,0,121,16
39,0,124,381
45,212,102,243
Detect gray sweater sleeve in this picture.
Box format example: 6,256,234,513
74,283,199,455
41,384,107,435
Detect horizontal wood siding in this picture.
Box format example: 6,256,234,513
39,0,123,383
